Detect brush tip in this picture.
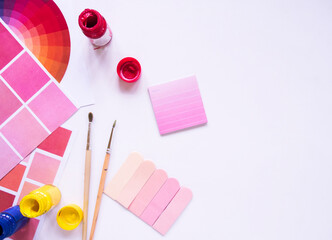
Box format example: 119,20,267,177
88,112,93,122
113,120,117,128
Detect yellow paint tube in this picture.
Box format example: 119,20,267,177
20,184,61,218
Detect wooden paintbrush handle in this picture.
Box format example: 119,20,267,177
83,150,91,240
89,153,110,240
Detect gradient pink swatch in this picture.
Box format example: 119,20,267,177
28,83,77,131
153,187,193,235
140,178,180,225
0,80,22,125
1,52,50,102
129,169,168,216
117,161,156,208
0,136,22,179
148,76,207,135
0,108,48,157
27,152,60,184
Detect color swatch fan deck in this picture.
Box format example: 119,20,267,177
0,0,71,82
0,19,77,180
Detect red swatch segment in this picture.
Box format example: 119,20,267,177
11,218,39,240
37,127,72,157
0,164,26,191
0,190,15,212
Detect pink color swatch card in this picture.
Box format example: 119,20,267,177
0,19,78,179
104,152,193,235
0,127,76,240
148,75,207,135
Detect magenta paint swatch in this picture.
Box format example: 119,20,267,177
1,52,50,102
148,75,207,135
0,22,23,69
1,108,49,157
0,20,77,179
28,83,77,132
0,80,22,125
104,153,192,235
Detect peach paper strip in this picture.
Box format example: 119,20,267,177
129,169,168,216
153,187,193,235
104,152,143,200
117,160,156,208
140,178,180,226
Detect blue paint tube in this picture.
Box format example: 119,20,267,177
0,205,29,240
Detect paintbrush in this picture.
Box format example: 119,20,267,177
89,120,116,240
83,112,93,240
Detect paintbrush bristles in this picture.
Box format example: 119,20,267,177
86,112,93,150
106,120,116,152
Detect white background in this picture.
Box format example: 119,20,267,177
39,0,332,240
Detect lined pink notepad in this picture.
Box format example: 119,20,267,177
0,20,77,179
148,76,207,135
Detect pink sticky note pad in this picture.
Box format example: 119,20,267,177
129,169,168,216
117,161,156,208
153,187,193,235
148,76,207,135
140,178,180,226
28,83,77,132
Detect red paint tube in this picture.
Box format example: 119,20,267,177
78,9,112,48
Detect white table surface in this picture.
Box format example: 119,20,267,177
39,0,332,239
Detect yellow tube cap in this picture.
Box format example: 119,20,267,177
56,204,83,230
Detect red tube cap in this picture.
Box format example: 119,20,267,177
117,57,141,83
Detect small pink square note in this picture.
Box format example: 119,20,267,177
148,76,207,135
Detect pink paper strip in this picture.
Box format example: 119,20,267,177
129,169,168,216
153,187,193,235
148,76,207,135
117,161,156,208
104,152,144,200
140,178,180,226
